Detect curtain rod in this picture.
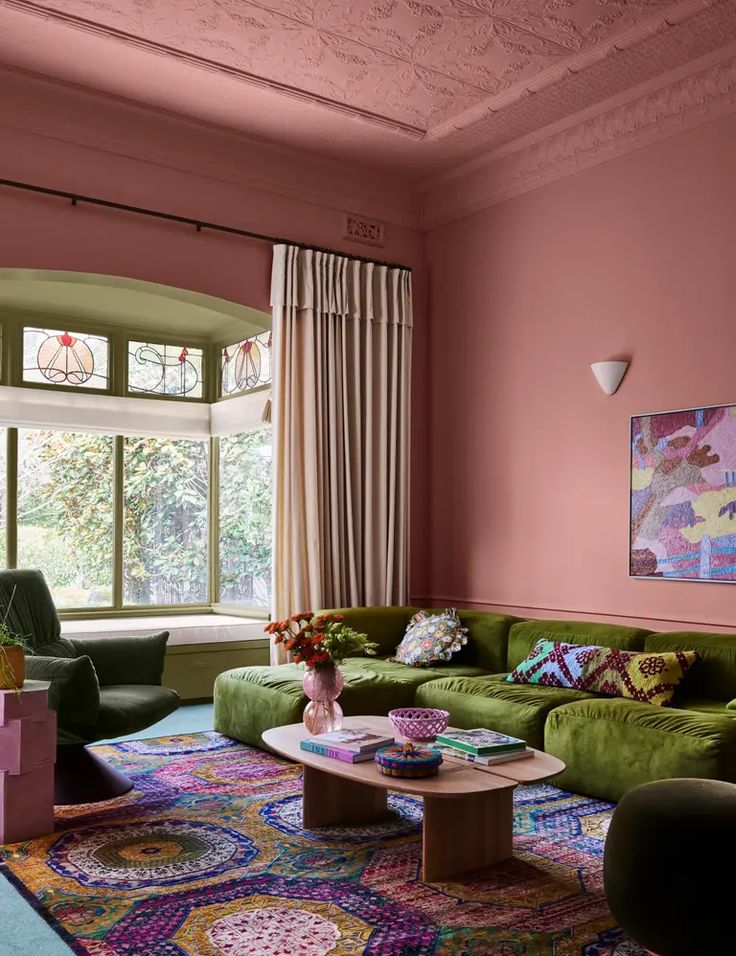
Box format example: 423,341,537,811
0,178,412,272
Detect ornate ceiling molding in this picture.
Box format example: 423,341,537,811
422,49,736,229
1,0,711,141
1,0,428,137
0,67,421,229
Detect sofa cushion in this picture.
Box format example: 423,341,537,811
391,608,469,666
93,685,179,740
645,632,736,701
506,639,600,689
318,607,421,657
214,666,307,747
416,675,595,750
579,647,697,706
545,697,736,802
213,658,490,748
507,620,649,671
321,607,517,673
681,698,736,718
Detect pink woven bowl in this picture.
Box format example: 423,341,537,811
388,707,450,741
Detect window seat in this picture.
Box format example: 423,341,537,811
61,614,267,647
61,615,271,701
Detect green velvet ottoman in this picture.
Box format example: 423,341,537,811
604,778,736,956
415,675,594,750
214,659,489,748
546,698,736,802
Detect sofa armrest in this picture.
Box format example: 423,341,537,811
64,631,170,687
25,654,100,725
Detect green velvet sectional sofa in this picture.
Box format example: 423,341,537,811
213,607,736,801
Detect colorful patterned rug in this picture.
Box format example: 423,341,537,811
0,733,645,956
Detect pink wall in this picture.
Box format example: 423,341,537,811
0,74,430,598
425,114,736,633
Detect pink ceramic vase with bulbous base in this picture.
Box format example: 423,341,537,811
302,665,344,735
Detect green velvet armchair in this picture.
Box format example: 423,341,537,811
0,569,180,804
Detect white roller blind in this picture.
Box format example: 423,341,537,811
209,389,271,437
0,385,270,438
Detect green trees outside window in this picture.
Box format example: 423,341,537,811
1,425,272,613
219,427,272,606
123,437,209,605
17,430,114,608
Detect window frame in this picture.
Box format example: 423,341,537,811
1,426,270,620
0,311,271,619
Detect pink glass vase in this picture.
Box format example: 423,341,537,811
302,665,344,735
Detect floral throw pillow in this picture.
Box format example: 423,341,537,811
506,638,602,690
392,608,469,667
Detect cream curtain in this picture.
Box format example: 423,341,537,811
270,244,412,663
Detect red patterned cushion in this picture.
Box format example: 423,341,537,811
579,647,698,706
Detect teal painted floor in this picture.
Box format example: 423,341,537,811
0,703,215,955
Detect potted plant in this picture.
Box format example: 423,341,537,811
0,587,27,690
266,612,378,734
0,627,27,690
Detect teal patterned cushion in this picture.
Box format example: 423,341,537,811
392,608,469,667
506,638,601,689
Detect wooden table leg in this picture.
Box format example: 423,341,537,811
302,765,388,828
422,787,514,882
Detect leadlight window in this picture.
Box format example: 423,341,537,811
23,327,109,390
221,331,272,397
128,341,203,398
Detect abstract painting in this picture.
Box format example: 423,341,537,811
631,404,736,582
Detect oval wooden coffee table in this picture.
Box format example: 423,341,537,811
263,715,565,882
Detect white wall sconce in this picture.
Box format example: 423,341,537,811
591,360,629,396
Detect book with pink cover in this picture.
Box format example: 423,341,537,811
307,728,394,753
299,740,376,763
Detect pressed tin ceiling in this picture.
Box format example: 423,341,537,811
0,0,734,173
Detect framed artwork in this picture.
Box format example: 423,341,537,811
629,405,736,584
630,404,736,582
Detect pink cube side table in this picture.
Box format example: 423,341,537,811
0,680,56,843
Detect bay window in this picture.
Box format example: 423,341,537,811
0,298,273,617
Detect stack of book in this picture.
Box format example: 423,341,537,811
300,728,395,764
433,728,534,765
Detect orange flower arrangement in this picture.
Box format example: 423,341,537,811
265,612,377,668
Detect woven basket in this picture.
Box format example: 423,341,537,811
388,707,449,741
375,743,442,778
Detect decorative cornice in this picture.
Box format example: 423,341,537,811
422,50,736,229
1,0,426,138
0,66,421,230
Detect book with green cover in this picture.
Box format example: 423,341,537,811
435,728,527,755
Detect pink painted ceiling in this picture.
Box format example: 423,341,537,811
0,0,734,174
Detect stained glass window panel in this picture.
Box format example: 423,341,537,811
221,331,272,397
23,327,109,390
219,427,272,606
17,429,114,607
128,341,203,398
123,436,208,605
